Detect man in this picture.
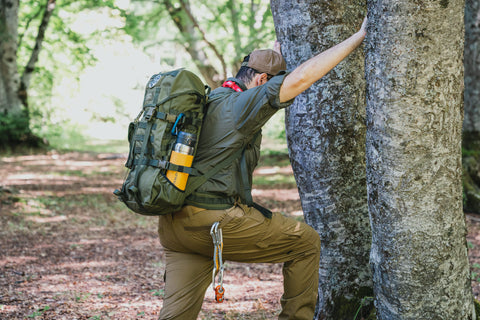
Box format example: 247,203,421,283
158,18,367,320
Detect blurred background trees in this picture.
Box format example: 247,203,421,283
125,0,275,88
1,0,126,149
0,0,276,151
463,0,480,214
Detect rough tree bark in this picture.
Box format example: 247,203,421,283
271,1,373,319
365,0,475,319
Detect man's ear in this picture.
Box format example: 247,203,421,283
256,73,268,86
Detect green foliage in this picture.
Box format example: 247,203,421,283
330,286,375,320
0,111,33,149
475,299,480,320
463,148,480,214
463,147,480,158
253,173,296,188
264,111,286,141
9,0,280,150
125,0,276,76
354,297,375,320
13,0,128,148
150,289,164,297
27,306,50,318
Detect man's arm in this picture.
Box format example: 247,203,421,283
279,18,367,103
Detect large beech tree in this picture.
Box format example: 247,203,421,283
365,0,475,318
271,1,372,319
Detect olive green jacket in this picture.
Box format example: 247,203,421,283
186,72,293,209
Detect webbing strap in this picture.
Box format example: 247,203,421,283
126,122,136,168
130,120,154,211
238,138,272,218
132,158,199,175
185,193,235,210
137,122,157,130
156,112,177,122
134,146,154,156
239,150,253,206
156,90,205,108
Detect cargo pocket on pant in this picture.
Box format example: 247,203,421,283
256,212,303,249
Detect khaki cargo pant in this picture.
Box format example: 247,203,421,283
157,204,320,320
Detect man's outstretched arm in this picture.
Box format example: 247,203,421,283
279,18,367,103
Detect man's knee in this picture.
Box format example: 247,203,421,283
303,224,321,254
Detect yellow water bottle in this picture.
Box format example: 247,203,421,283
166,131,197,190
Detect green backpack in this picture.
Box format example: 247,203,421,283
114,69,250,216
113,69,206,215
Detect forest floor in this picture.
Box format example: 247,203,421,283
0,151,479,320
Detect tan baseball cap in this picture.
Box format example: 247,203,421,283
242,49,286,76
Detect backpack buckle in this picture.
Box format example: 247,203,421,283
144,107,156,121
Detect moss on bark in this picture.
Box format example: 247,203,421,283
328,286,374,320
463,147,480,214
474,299,480,320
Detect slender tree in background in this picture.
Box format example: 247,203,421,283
271,1,372,319
126,0,276,88
0,0,121,148
464,0,480,151
0,0,56,146
463,0,480,214
365,0,475,318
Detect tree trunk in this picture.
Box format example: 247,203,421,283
19,0,56,108
163,0,225,88
271,1,372,319
365,0,475,319
464,0,480,150
0,0,22,115
1,0,54,148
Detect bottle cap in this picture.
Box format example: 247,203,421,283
177,131,197,147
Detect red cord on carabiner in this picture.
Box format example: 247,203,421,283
215,285,225,303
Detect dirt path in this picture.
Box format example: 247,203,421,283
0,152,479,319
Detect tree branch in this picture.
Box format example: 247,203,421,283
178,0,227,81
163,0,223,87
17,6,43,49
19,0,56,102
227,0,241,56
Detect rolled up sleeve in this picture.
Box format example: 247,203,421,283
233,72,294,134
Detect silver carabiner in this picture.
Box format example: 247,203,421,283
210,221,225,302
